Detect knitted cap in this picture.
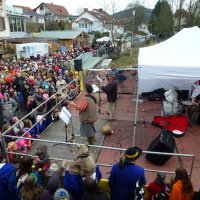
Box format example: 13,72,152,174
49,163,59,173
54,188,70,200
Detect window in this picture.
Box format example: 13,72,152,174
17,19,21,32
0,17,5,31
21,19,24,32
82,23,84,28
40,6,44,10
85,23,87,28
79,23,81,28
9,17,25,32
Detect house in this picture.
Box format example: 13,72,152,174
14,5,44,24
14,5,45,33
72,8,118,34
34,2,69,22
36,30,89,52
0,0,28,39
0,0,8,38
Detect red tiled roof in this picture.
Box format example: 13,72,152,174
13,5,33,12
88,9,113,22
35,2,69,17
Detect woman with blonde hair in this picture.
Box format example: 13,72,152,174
20,173,43,200
169,167,194,200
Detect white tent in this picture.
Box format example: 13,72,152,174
138,26,200,94
96,36,112,42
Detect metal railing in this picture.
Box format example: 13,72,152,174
0,79,195,178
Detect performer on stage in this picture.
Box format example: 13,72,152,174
67,84,98,145
101,71,118,121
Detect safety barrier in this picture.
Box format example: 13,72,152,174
0,80,195,179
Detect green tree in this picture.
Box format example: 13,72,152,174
150,0,174,39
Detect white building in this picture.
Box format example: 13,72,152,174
0,0,28,38
34,2,69,22
72,8,123,35
0,0,10,38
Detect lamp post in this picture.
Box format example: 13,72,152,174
131,9,135,57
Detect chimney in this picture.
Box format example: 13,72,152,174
84,8,88,12
99,8,103,12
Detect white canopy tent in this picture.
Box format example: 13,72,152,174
96,36,112,42
138,26,200,94
132,26,200,146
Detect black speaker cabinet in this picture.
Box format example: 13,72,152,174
74,59,83,71
146,130,175,166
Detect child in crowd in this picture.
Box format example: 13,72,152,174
147,172,169,200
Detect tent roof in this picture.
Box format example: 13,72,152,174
138,26,200,67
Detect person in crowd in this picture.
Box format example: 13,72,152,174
101,71,118,121
54,188,71,200
20,173,43,200
169,167,194,200
0,151,19,200
109,146,146,200
83,177,109,200
16,156,34,191
2,123,15,143
62,156,102,200
189,94,200,125
23,118,38,138
10,116,24,136
1,92,18,122
56,76,67,92
0,103,4,131
40,173,60,200
34,144,51,172
147,172,169,200
67,83,98,145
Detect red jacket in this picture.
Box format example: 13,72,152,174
147,182,166,200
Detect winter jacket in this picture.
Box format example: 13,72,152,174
1,98,17,120
169,180,194,200
0,163,19,200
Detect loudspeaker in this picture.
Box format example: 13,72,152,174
74,59,82,71
146,130,175,166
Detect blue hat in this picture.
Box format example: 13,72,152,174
54,188,70,200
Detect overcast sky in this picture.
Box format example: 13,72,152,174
6,0,157,15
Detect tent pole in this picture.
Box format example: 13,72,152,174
133,67,139,146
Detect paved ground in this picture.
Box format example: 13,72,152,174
26,68,200,190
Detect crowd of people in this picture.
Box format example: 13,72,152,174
0,144,196,200
0,48,87,156
0,45,197,200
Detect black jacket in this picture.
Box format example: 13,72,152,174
102,81,118,102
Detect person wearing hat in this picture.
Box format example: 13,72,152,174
54,188,71,200
101,70,118,121
67,83,98,145
109,146,146,200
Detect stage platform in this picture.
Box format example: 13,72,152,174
29,69,200,191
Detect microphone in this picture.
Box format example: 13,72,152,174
95,75,103,83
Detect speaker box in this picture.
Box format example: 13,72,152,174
146,130,175,166
74,59,82,71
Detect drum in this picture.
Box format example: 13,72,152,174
102,123,112,135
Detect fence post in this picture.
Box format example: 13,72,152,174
35,110,40,135
1,136,9,162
